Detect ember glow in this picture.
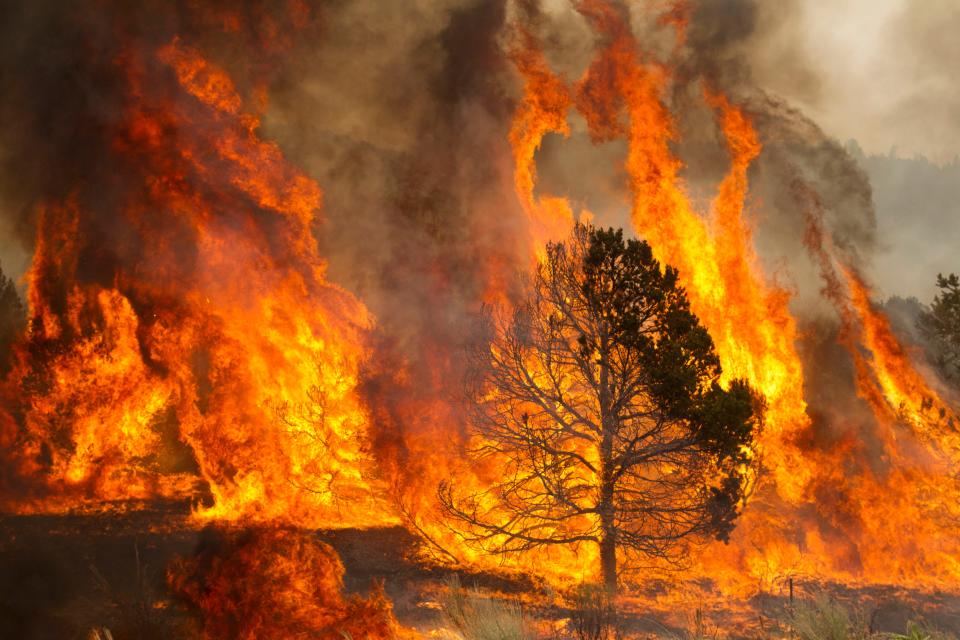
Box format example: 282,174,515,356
0,0,958,629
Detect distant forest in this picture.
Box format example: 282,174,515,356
850,141,960,381
848,141,960,303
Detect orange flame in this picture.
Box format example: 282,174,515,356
169,527,405,640
497,2,960,593
509,28,576,255
2,0,959,607
3,30,393,528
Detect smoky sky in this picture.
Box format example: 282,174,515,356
0,0,954,310
741,0,960,301
749,0,960,162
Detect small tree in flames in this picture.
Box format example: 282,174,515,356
440,224,761,590
919,272,960,386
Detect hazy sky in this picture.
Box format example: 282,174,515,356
752,0,960,161
754,0,959,301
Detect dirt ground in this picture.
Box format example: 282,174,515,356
1,505,958,638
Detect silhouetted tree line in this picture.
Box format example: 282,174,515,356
0,264,24,374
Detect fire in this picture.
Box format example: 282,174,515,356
1,15,391,528
169,527,405,640
0,199,194,511
845,270,958,440
548,0,814,580
1,0,959,621
796,182,960,584
496,0,960,594
509,28,576,255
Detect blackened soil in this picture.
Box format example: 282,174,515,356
0,504,530,639
2,505,960,639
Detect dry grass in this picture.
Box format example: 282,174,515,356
784,593,871,640
434,581,959,640
438,575,532,640
565,584,622,640
782,593,957,640
889,620,958,640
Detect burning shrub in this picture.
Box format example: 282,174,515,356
168,527,402,640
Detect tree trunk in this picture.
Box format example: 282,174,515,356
598,331,617,592
599,521,617,592
598,450,617,591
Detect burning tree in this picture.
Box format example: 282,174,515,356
920,273,960,386
440,224,761,590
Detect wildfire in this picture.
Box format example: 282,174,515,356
846,269,958,440
169,527,405,640
793,182,960,583
1,0,959,620
509,28,576,256
489,0,960,594
1,10,392,528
